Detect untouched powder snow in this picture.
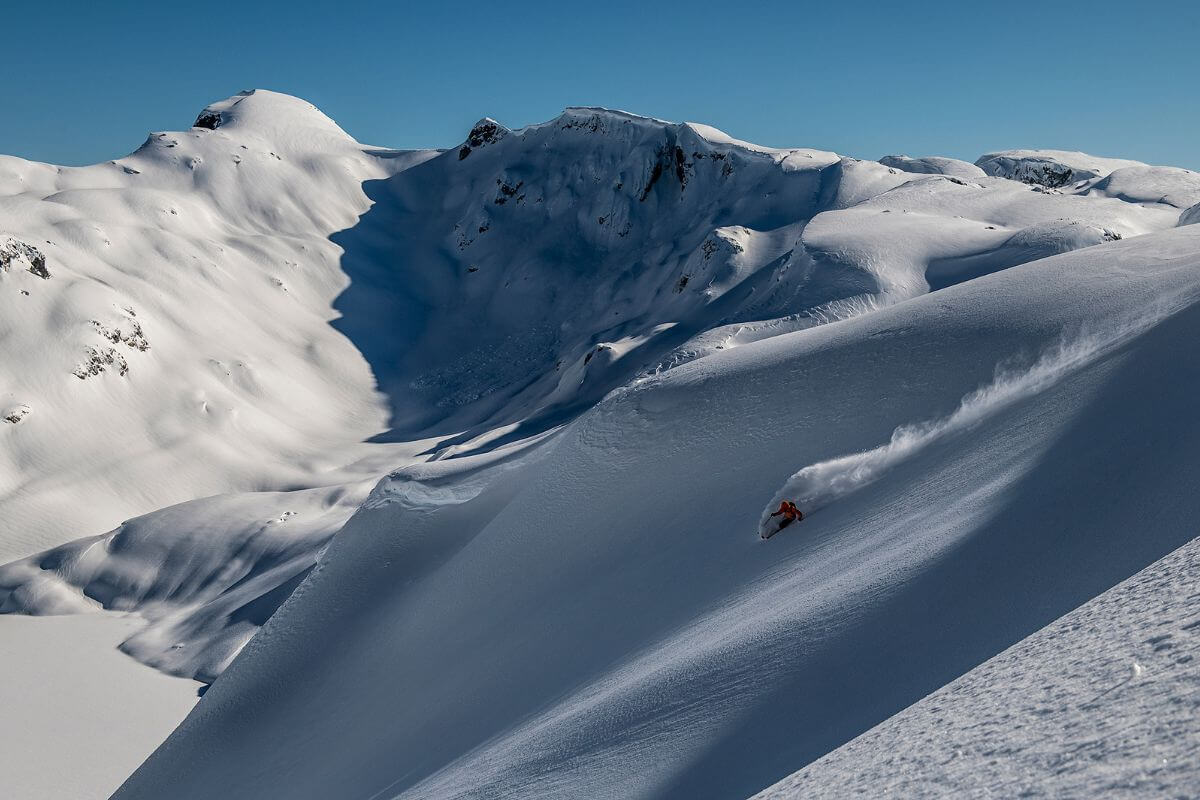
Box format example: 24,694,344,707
754,534,1200,798
1089,165,1200,210
0,480,389,680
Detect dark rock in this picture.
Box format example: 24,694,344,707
458,119,508,161
1,237,50,279
193,111,222,130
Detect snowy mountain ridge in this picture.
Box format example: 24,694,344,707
2,90,1200,799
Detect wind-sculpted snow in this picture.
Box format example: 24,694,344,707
1180,202,1200,227
0,482,376,681
1089,165,1200,210
760,312,1166,532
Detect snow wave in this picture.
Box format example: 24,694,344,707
762,313,1166,532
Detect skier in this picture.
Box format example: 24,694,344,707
765,500,804,538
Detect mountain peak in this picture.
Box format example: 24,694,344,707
189,89,354,146
456,118,510,159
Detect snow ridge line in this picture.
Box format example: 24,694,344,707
760,302,1184,531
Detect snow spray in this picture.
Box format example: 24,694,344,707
760,304,1180,533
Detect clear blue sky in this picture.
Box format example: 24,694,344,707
3,0,1197,169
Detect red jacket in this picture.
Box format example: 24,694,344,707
771,501,802,521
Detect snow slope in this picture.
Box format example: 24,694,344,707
4,92,1200,799
0,89,433,563
6,97,1183,688
114,222,1200,799
754,534,1200,798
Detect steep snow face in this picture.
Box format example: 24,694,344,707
878,154,986,179
0,89,434,561
1181,202,1200,226
754,534,1200,799
329,112,1177,449
113,225,1200,800
330,108,843,444
976,149,1145,187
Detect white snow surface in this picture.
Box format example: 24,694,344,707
878,154,986,179
753,534,1200,798
0,89,435,563
3,90,1200,799
1089,165,1200,210
0,612,198,800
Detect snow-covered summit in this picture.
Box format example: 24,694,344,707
878,154,986,179
335,104,1188,446
188,88,356,148
0,90,434,564
332,103,844,442
975,148,1145,187
525,106,673,135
